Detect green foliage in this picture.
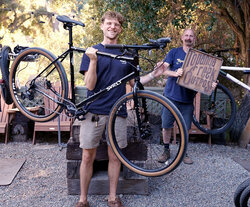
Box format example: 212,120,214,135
0,0,88,86
0,1,54,40
0,0,248,91
89,0,165,41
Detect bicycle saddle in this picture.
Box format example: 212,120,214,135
56,15,85,27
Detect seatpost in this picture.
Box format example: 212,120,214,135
68,25,76,103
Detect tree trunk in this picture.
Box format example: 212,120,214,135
230,92,250,145
230,47,250,147
239,118,250,148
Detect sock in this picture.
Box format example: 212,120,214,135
164,143,169,151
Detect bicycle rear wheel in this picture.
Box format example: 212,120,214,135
192,83,236,134
108,90,188,177
240,185,250,207
234,178,250,207
9,47,68,122
0,45,13,104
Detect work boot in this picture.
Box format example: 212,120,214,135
108,197,124,207
183,154,193,164
75,201,90,207
157,149,170,163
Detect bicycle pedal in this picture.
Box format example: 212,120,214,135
77,115,86,121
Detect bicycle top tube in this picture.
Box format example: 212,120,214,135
72,46,134,62
219,70,250,91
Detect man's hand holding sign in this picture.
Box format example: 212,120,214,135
177,48,223,95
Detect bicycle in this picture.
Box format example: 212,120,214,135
191,67,250,135
2,45,248,138
6,15,188,177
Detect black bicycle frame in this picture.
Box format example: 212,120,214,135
33,44,144,119
52,22,135,104
30,22,162,120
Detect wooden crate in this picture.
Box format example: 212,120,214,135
66,120,149,195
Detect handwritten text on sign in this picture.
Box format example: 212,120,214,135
177,49,223,95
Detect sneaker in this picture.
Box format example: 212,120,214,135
183,155,193,164
157,149,170,163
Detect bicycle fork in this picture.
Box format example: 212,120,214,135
132,81,151,140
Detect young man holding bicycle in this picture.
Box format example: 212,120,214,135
76,11,130,207
76,11,158,207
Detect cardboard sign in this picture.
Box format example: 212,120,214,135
177,48,223,95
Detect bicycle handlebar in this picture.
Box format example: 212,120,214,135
75,37,171,61
104,37,171,50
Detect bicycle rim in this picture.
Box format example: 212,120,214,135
9,47,68,122
108,90,188,177
192,83,236,134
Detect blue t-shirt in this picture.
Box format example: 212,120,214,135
80,43,133,115
164,47,196,103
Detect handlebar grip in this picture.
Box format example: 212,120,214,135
156,37,171,43
104,44,125,49
147,37,171,45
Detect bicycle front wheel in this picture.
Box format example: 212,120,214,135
9,47,68,122
108,90,188,177
192,83,236,134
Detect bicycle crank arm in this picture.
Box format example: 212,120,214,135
75,108,88,121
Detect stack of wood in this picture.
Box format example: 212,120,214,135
66,119,149,195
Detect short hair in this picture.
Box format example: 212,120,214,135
101,11,125,26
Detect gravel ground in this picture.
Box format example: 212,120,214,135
0,140,249,207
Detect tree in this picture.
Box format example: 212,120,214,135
0,0,89,85
86,0,250,145
0,0,55,41
209,0,250,145
1,0,248,144
91,0,249,76
213,0,249,67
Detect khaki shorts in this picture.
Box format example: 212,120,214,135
79,112,127,149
